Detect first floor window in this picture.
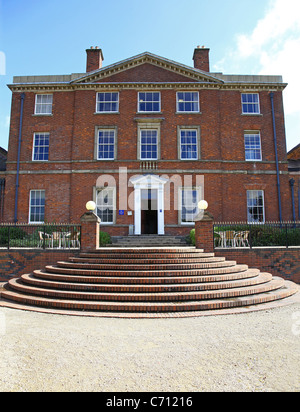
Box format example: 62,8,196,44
244,131,262,161
180,129,198,160
140,129,158,160
96,188,115,224
29,190,45,223
35,94,53,115
98,129,115,160
33,133,50,161
247,190,265,223
180,188,199,224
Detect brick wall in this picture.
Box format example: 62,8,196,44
3,59,293,229
214,248,300,284
0,249,80,282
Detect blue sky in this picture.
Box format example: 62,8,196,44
0,0,299,151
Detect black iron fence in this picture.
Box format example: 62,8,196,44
0,224,81,250
214,222,300,249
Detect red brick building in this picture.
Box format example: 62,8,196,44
3,46,293,236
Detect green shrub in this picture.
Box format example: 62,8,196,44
188,229,195,246
99,231,111,246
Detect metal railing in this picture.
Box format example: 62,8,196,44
0,223,81,250
213,222,300,249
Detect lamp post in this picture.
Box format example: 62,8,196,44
80,201,101,251
194,200,214,252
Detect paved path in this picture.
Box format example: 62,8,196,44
0,296,300,392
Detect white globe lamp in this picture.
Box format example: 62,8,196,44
198,200,208,210
86,201,96,212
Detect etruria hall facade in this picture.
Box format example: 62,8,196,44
4,47,292,236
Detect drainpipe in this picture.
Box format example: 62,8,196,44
14,92,25,223
270,92,283,223
289,178,296,224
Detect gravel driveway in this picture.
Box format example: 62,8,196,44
0,298,300,392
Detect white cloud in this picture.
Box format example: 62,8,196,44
214,0,300,150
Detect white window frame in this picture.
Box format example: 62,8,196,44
247,190,265,223
138,92,161,113
97,128,116,160
29,190,45,224
179,188,200,225
32,132,50,162
95,187,116,225
244,131,262,161
179,128,199,160
96,92,119,113
176,92,200,113
241,93,260,114
140,129,158,161
34,94,53,115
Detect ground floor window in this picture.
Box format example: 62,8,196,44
29,190,45,223
180,188,199,224
96,188,115,224
247,190,265,223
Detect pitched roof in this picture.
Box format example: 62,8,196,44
287,143,300,160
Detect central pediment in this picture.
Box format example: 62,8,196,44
71,52,224,85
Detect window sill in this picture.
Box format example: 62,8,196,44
94,112,120,115
241,113,263,116
176,112,202,115
32,114,53,117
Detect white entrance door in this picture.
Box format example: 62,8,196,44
129,175,169,235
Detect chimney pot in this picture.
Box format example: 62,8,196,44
193,46,210,72
86,47,104,72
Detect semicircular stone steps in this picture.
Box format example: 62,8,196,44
1,247,299,315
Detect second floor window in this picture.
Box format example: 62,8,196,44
177,92,199,112
96,92,119,113
33,133,49,161
242,93,260,114
35,94,53,115
138,92,160,112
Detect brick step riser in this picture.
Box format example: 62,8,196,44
81,248,203,254
50,261,239,277
21,272,270,294
70,257,217,265
56,261,237,271
1,281,297,313
79,253,214,259
7,275,282,303
36,266,254,284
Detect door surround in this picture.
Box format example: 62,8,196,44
129,175,169,235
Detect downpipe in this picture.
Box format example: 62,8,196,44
270,92,283,223
14,92,25,223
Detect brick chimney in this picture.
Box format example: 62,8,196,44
193,46,210,72
86,47,104,72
